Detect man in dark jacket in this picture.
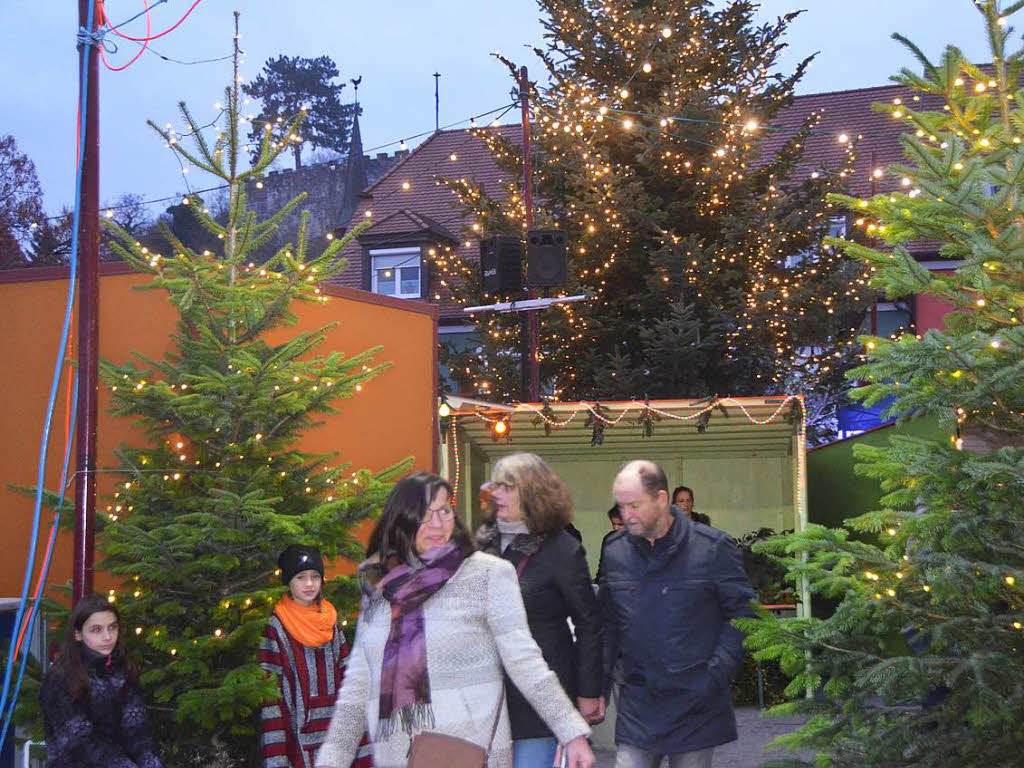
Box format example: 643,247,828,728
594,505,625,584
600,460,754,768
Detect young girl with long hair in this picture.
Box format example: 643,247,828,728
39,593,163,768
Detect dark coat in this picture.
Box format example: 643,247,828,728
478,524,604,740
39,649,162,768
599,507,754,755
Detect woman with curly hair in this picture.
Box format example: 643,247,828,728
478,453,605,768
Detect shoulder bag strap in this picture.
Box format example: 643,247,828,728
485,684,507,754
514,554,532,578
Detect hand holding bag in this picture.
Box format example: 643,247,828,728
406,687,506,768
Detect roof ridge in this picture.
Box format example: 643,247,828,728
361,122,522,198
792,82,911,100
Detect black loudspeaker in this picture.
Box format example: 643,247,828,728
526,229,568,288
480,236,523,293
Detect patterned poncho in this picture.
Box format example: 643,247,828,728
260,615,372,768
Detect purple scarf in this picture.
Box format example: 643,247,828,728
376,542,466,739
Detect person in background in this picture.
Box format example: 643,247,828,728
260,545,372,768
671,486,710,526
316,472,595,768
594,505,625,585
40,594,163,768
478,453,605,767
603,461,753,768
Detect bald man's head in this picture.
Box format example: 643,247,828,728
615,460,668,499
613,460,672,542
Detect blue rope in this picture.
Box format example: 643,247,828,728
0,0,96,728
0,372,79,745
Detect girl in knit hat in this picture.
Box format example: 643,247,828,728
259,545,372,768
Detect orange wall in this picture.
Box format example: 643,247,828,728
0,265,437,597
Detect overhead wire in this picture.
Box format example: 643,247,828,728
105,0,204,42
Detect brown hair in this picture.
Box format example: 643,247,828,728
490,453,572,536
672,485,694,504
366,472,476,566
49,594,138,703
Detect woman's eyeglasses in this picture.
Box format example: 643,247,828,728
420,505,455,525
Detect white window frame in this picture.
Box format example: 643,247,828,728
370,247,422,299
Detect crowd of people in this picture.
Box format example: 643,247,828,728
39,455,754,768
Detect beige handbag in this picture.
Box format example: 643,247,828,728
407,687,506,768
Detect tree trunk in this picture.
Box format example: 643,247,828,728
292,143,302,170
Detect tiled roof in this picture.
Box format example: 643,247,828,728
758,83,947,256
362,209,460,241
336,124,523,319
758,83,946,197
338,84,951,317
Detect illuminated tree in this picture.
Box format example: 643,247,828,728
742,3,1024,764
90,42,405,766
436,0,873,420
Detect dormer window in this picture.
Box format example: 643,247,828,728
370,247,422,299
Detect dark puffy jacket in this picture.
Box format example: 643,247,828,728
599,507,754,755
40,649,163,768
478,525,604,740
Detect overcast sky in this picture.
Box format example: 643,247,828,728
0,1,996,216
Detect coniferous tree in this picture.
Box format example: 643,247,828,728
741,3,1024,764
242,54,358,169
75,28,407,766
434,0,873,424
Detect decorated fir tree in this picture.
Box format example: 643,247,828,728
741,2,1024,765
435,0,873,430
81,26,407,765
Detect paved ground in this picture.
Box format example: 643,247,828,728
593,707,812,767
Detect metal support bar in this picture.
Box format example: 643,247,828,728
464,295,588,314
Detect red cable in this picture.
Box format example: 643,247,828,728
106,0,203,43
99,0,151,72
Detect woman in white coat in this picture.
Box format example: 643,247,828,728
316,472,595,768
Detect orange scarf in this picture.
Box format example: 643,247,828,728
274,594,338,648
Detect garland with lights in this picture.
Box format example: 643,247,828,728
445,395,806,502
740,4,1024,764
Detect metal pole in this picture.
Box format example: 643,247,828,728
433,72,440,132
519,65,539,402
869,150,879,337
73,0,101,604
